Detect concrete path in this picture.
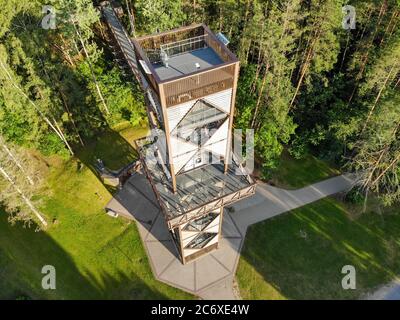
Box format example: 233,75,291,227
365,279,400,300
231,174,355,234
106,173,355,299
200,174,355,299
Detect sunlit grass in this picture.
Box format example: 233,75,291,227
270,151,340,189
236,197,400,300
0,126,192,300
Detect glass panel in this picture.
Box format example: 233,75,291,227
171,228,181,254
183,212,218,232
172,99,227,145
185,233,216,249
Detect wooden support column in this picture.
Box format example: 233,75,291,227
178,225,186,264
224,61,240,173
217,206,224,249
159,83,177,193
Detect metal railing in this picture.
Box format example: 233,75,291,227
132,24,238,108
160,35,207,58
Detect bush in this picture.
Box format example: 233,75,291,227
288,137,309,160
345,188,365,205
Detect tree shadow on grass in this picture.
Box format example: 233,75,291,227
77,127,139,172
237,197,400,300
0,213,168,300
3,12,180,300
76,126,141,194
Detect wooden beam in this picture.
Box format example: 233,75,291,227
167,182,256,229
224,61,240,173
217,207,224,249
178,225,186,264
201,24,239,62
159,83,177,193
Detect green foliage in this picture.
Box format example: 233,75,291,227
78,61,147,128
39,133,70,157
1,0,399,206
134,0,186,34
0,0,147,156
0,134,192,298
269,150,340,189
345,188,365,205
236,64,297,176
288,135,309,160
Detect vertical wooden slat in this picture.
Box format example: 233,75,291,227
217,207,224,249
224,62,240,173
178,225,186,264
163,64,235,107
159,83,177,193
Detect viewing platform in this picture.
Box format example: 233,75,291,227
135,135,256,229
131,24,238,108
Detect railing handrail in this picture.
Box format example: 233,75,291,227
135,23,204,42
160,34,207,50
159,60,237,85
132,24,238,86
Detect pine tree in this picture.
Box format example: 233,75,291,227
0,137,48,227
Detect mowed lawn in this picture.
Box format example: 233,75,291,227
237,196,400,300
0,125,193,300
269,151,340,189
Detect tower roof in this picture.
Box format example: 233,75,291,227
132,24,238,83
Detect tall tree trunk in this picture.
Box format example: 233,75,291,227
219,5,223,31
380,9,398,45
290,29,320,107
252,22,265,93
51,116,74,155
60,34,75,66
72,22,110,115
251,63,269,128
0,165,47,227
360,63,397,134
362,121,400,188
348,0,387,104
0,58,74,155
290,33,303,81
394,75,400,88
34,52,85,148
239,0,251,61
356,6,373,40
58,88,85,147
371,153,400,187
296,20,317,81
0,138,34,185
387,12,399,42
125,0,136,37
252,47,263,93
340,32,351,72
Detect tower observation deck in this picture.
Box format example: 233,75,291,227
101,2,255,264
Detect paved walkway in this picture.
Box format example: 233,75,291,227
231,174,355,234
106,173,355,299
365,279,400,300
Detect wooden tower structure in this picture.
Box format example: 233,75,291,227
102,2,256,264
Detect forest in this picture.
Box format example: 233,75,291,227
0,0,399,225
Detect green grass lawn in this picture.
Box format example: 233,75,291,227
269,151,340,189
237,197,400,299
0,125,193,300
